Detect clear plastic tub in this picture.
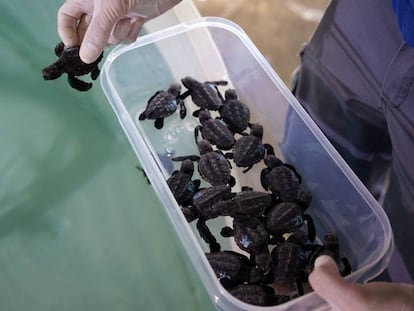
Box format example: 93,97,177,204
100,17,393,311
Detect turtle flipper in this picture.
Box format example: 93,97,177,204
91,67,100,80
138,111,147,120
154,118,164,129
172,155,201,162
68,74,92,91
178,99,187,119
197,218,221,252
54,41,65,57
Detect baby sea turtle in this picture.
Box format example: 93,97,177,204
194,109,235,150
182,185,234,252
226,123,273,173
219,89,251,134
187,185,234,220
221,214,272,274
166,159,201,207
42,41,103,91
306,233,352,277
206,251,266,288
172,139,236,187
265,191,316,242
213,186,272,218
260,154,302,202
139,83,186,129
180,76,227,116
228,284,289,306
221,215,268,253
270,230,309,296
184,186,270,221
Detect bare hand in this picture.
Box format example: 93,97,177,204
309,255,414,311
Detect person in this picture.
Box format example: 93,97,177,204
310,255,414,311
57,0,414,309
290,0,414,306
57,0,182,63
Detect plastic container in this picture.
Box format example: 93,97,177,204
100,17,393,311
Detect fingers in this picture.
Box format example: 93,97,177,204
123,18,145,44
65,11,140,63
59,0,183,64
109,18,132,44
309,255,358,311
79,8,120,64
57,1,87,47
309,255,414,311
77,14,91,46
108,17,145,45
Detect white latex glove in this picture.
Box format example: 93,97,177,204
309,255,414,311
58,0,182,63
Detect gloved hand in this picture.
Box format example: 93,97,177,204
309,255,414,311
58,0,182,63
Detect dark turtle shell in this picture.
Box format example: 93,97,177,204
261,154,302,201
206,251,264,286
42,42,103,91
271,242,303,287
232,134,266,168
139,84,181,118
139,83,184,129
172,139,234,186
219,89,250,134
228,284,286,306
266,166,300,202
233,190,272,216
196,110,235,150
166,159,200,206
192,185,233,219
265,202,304,236
228,123,270,172
181,76,227,111
198,150,232,186
206,251,243,284
214,189,271,218
231,215,268,253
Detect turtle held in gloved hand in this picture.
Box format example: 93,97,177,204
42,41,103,91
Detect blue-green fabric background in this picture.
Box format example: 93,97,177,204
0,1,214,310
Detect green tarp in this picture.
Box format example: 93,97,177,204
0,1,214,310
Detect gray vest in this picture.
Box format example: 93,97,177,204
293,0,414,283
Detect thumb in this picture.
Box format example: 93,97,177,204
308,255,356,311
79,8,119,64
